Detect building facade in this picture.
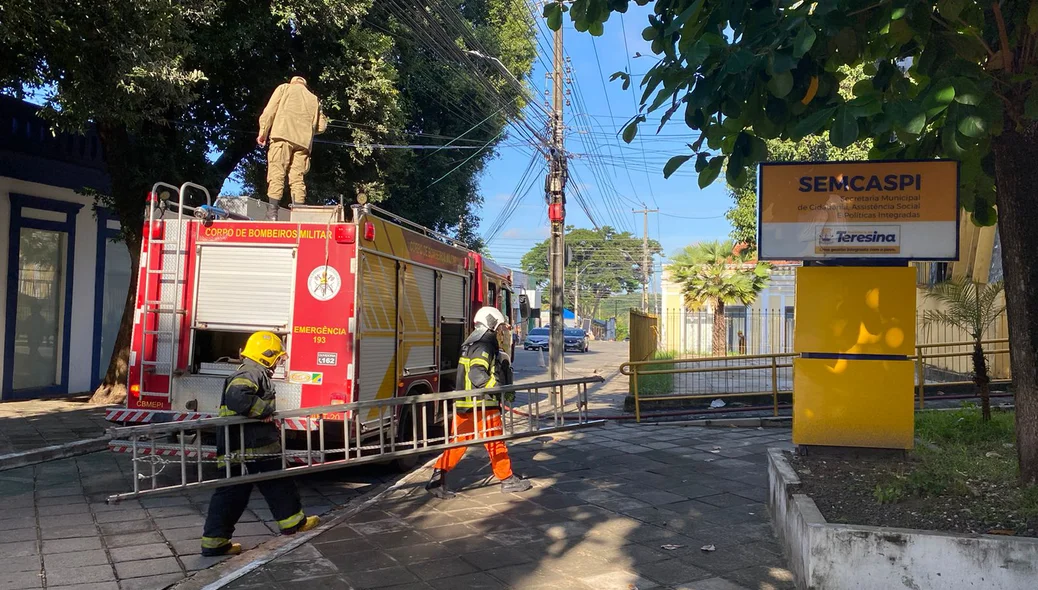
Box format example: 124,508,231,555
0,96,130,400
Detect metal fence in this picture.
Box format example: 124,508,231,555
657,308,794,357
621,339,1011,422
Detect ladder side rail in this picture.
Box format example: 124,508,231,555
139,182,180,393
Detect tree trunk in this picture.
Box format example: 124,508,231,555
973,339,991,422
992,121,1038,483
89,234,140,405
712,302,727,357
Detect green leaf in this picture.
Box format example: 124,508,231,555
695,152,710,172
686,39,710,66
698,156,723,188
725,49,754,74
589,21,604,36
847,95,883,118
769,52,796,75
622,118,640,143
793,25,816,58
768,71,794,98
544,3,563,31
973,201,996,226
792,107,836,138
924,80,956,117
642,26,657,41
941,128,967,158
952,77,982,105
727,150,747,187
663,155,693,179
900,103,927,135
891,7,906,19
957,114,986,138
937,0,966,21
829,107,859,148
835,28,858,60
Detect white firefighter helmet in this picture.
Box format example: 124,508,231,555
474,306,508,331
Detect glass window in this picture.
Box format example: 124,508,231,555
487,282,497,308
13,229,67,390
99,240,132,378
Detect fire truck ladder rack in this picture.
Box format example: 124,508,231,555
138,182,212,399
355,204,469,249
105,376,604,503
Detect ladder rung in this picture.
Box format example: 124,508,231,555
143,330,174,336
140,361,170,366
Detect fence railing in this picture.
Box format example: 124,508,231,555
620,339,1012,422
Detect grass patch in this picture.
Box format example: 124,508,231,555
635,350,676,396
795,407,1038,536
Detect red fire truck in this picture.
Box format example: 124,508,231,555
106,188,516,458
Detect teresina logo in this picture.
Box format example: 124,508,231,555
833,230,897,243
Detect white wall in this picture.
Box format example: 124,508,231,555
0,175,106,396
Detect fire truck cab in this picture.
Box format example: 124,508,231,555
110,190,516,444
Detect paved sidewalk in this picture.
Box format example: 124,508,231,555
0,450,401,590
0,398,110,456
225,423,794,590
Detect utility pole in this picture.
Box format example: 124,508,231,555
547,1,567,384
574,265,580,325
633,207,658,312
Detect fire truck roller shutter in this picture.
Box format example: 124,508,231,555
440,273,466,321
401,264,436,375
195,246,295,330
358,253,398,414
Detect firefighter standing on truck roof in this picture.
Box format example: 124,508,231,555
200,331,319,557
257,76,328,220
425,307,533,499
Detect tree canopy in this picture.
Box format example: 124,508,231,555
561,0,1038,483
2,0,536,399
518,226,661,318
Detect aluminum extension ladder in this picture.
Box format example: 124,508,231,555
106,376,604,503
137,182,212,402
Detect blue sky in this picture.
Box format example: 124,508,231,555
477,5,733,271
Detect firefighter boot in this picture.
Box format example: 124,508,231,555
425,468,456,499
200,542,242,557
283,515,320,535
265,202,280,221
501,475,532,493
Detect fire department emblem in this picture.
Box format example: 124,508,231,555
307,266,341,301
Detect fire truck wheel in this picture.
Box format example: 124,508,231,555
389,391,441,472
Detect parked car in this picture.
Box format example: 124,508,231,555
523,327,549,350
564,328,590,353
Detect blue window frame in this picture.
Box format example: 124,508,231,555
3,194,82,399
92,208,129,389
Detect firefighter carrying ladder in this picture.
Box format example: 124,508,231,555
106,376,604,503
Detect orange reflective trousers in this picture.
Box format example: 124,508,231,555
433,409,513,480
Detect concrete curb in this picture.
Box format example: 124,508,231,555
166,455,438,590
640,416,792,428
0,436,112,472
768,447,1038,589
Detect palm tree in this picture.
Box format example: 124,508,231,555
922,278,1006,421
670,240,771,356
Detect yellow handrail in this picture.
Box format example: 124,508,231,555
623,341,1012,422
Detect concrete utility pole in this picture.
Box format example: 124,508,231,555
633,207,658,312
547,1,567,383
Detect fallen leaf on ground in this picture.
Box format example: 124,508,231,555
985,451,1002,458
701,544,716,552
987,529,1016,536
660,544,684,550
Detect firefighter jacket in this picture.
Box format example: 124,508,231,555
455,327,512,409
258,78,328,152
216,359,281,463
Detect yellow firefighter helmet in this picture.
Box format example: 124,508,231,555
241,331,287,369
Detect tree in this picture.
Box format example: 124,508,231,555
726,67,871,246
923,279,1006,421
519,226,661,318
669,240,770,356
564,0,1038,483
4,0,534,403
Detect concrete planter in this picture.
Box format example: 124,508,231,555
767,448,1038,589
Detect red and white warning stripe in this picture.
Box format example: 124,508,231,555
107,440,217,460
105,409,211,424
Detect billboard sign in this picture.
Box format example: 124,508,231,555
757,160,959,261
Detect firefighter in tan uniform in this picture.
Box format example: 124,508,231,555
200,331,319,556
257,76,328,218
425,307,533,499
